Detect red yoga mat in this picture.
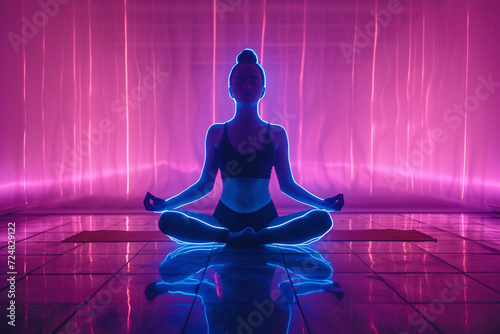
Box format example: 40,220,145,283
62,229,437,243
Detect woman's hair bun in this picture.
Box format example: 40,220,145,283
237,49,258,64
228,48,265,88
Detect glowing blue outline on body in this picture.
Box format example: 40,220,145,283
263,209,333,246
155,49,338,246
151,243,334,334
159,210,228,245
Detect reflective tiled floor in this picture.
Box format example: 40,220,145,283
1,211,500,333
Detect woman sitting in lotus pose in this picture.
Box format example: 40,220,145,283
144,49,344,246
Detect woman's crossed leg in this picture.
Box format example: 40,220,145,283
158,208,333,245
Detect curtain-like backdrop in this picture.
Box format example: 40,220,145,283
1,0,499,212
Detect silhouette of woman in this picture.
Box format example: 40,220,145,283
144,49,344,246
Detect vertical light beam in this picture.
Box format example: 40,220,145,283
41,23,47,184
72,1,77,195
349,0,359,182
369,0,379,196
260,0,266,64
212,0,216,124
88,0,93,195
298,0,307,183
124,0,130,198
260,0,267,118
461,4,470,199
151,1,158,184
22,0,28,204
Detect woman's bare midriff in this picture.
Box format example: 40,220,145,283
219,177,272,213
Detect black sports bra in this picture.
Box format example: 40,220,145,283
216,122,275,179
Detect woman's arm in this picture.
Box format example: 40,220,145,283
144,124,220,211
273,125,343,211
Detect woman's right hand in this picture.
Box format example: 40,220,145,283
143,192,169,211
323,193,344,212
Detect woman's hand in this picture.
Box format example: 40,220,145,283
143,192,169,212
323,193,344,212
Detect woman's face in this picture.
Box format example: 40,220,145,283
230,64,265,104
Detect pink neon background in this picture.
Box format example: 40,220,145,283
1,0,499,212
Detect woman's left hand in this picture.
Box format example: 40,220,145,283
143,192,169,211
323,193,344,211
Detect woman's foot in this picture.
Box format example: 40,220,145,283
144,282,158,301
227,227,260,247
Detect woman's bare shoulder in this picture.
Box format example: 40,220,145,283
270,123,286,134
269,123,287,149
207,123,225,147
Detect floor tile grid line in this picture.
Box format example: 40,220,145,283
356,214,438,232
398,217,489,240
277,247,312,334
0,214,45,225
180,245,221,334
447,212,500,219
342,242,445,334
43,215,130,232
50,240,152,334
409,243,500,297
351,214,396,228
100,217,138,230
10,214,119,239
1,245,79,288
410,240,500,254
407,214,500,230
1,222,78,292
4,215,132,245
4,219,79,244
387,216,443,230
7,214,81,227
462,277,500,295
0,242,87,293
4,214,130,226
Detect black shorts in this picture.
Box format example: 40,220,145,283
213,200,279,232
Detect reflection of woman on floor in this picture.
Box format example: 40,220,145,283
144,49,344,246
144,244,343,334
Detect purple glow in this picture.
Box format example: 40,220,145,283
1,0,499,211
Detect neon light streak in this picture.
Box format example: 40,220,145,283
394,14,402,191
78,60,83,192
72,2,77,195
395,15,400,127
41,24,47,182
461,6,470,199
124,0,130,198
421,0,426,113
349,0,358,182
125,224,131,332
212,0,216,124
420,0,426,193
282,15,289,130
369,0,379,196
260,0,267,118
406,3,413,193
151,4,158,184
58,40,65,197
260,0,266,65
297,0,306,184
424,5,436,194
22,0,27,204
132,9,141,176
88,0,93,195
